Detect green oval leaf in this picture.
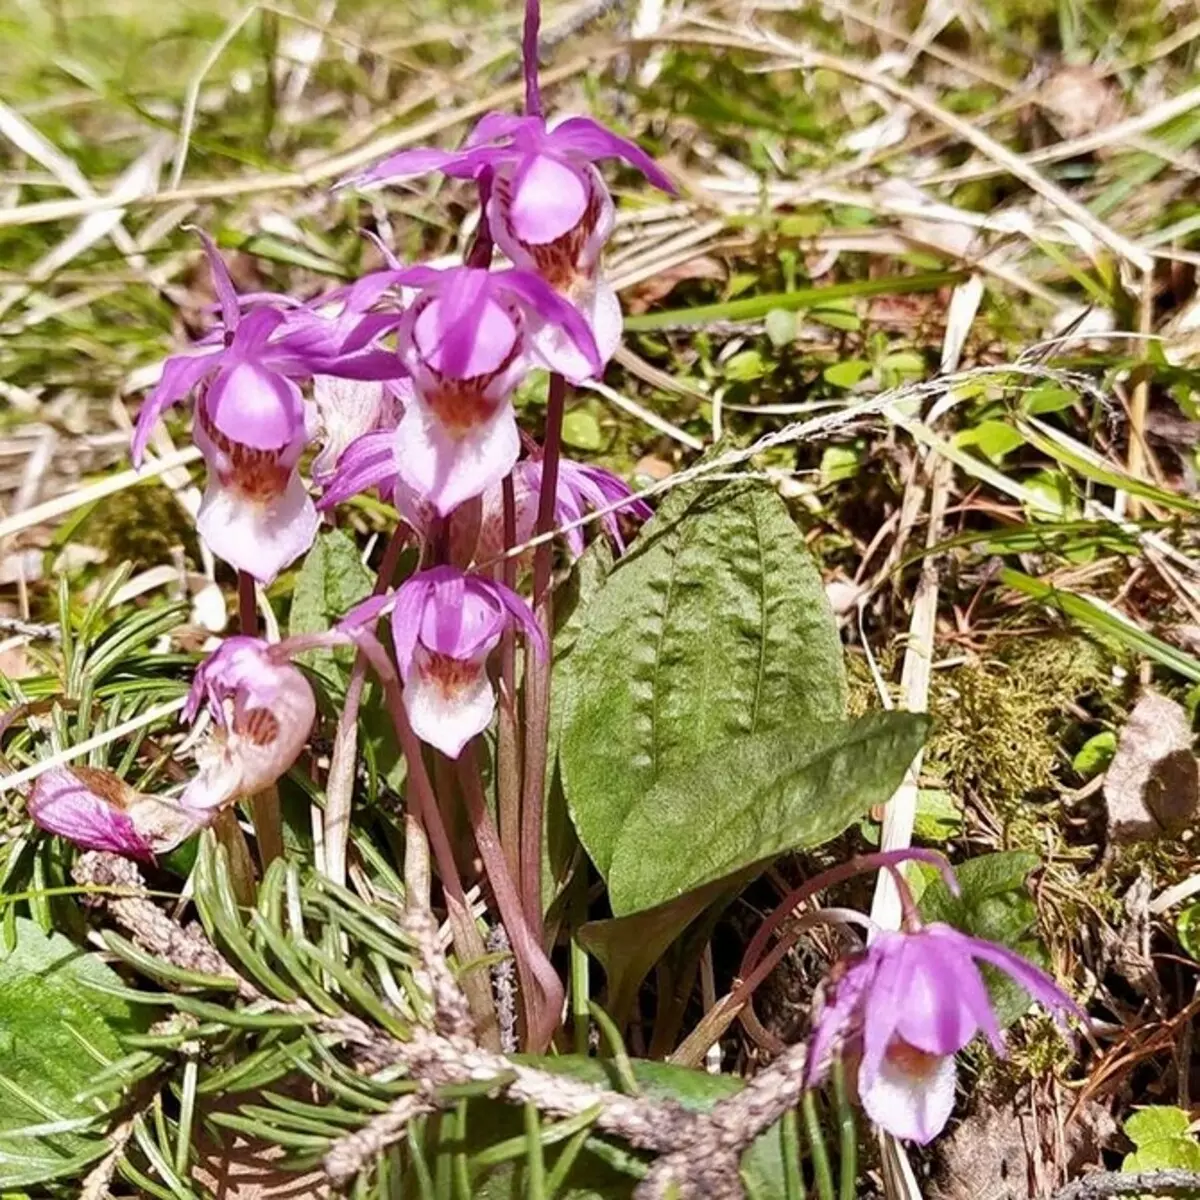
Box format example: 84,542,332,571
560,478,847,884
0,919,149,1188
608,712,928,915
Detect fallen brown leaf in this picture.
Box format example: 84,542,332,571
1104,691,1198,842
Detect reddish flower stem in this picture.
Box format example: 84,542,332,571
460,742,564,1052
323,527,410,887
237,570,257,637
382,676,500,1047
466,169,495,269
522,0,542,118
519,371,565,942
496,475,522,881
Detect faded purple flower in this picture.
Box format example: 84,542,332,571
319,265,600,516
806,923,1084,1144
181,636,316,811
456,456,652,566
29,766,206,862
347,567,544,758
131,232,405,583
343,109,672,364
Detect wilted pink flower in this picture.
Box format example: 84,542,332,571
345,116,672,364
131,233,406,583
806,922,1083,1143
456,456,652,565
180,637,316,810
29,766,206,862
320,265,600,516
348,567,544,758
309,376,405,483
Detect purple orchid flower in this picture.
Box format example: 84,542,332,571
180,636,317,811
342,76,673,365
29,766,207,862
319,265,601,517
805,923,1085,1144
346,567,544,758
131,232,406,583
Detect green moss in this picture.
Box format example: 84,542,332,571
84,483,200,573
925,635,1119,814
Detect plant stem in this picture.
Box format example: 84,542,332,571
323,527,410,888
459,742,565,1053
803,1092,835,1200
519,371,565,942
833,1059,857,1200
522,0,542,118
497,474,522,881
237,570,257,636
383,678,500,1048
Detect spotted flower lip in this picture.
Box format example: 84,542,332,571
805,922,1085,1144
334,265,602,517
346,567,544,758
180,636,316,811
28,766,207,862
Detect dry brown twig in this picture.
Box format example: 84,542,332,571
74,850,818,1197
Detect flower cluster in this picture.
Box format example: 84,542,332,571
22,0,1089,1151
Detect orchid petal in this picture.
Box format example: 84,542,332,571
497,268,601,380
196,468,319,584
131,350,220,465
859,1047,957,1145
508,153,590,245
393,396,520,516
964,932,1086,1029
29,767,155,861
404,647,496,758
549,116,676,193
193,228,242,332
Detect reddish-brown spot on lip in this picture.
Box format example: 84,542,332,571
884,1038,943,1080
417,651,480,699
198,404,291,502
234,706,281,747
71,765,136,810
424,380,502,438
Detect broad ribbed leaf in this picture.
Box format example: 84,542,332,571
609,712,928,915
560,478,846,881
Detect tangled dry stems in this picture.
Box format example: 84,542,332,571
74,851,813,1197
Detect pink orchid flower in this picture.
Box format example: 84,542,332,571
343,110,672,364
29,766,207,862
805,922,1084,1144
347,567,544,758
131,233,406,583
180,636,317,811
320,265,600,516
